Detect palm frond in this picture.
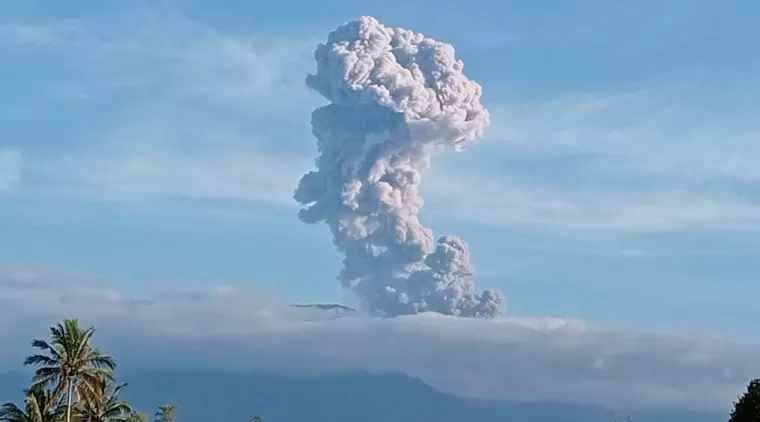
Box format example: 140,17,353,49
30,367,61,387
86,354,116,371
25,393,41,422
72,328,95,360
27,341,61,362
24,354,58,367
0,402,30,422
103,402,133,418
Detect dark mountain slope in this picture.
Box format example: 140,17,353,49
0,369,725,422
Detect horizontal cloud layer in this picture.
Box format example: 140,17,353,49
0,266,756,412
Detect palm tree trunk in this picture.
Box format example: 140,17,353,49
66,378,73,422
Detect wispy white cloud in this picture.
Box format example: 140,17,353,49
27,11,321,115
25,85,760,233
483,91,760,183
0,266,104,292
7,13,760,238
0,266,756,412
0,22,87,46
7,12,317,209
425,172,760,232
25,99,313,208
51,144,309,208
421,89,760,232
172,28,320,115
0,149,23,192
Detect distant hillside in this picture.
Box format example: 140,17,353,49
0,369,725,422
291,303,356,313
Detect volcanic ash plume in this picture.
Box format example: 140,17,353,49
294,16,505,318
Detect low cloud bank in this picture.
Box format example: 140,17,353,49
0,266,756,412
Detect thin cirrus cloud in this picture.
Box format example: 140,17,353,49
0,149,23,192
23,87,760,233
4,13,319,208
27,87,760,233
420,89,760,232
482,91,760,183
5,13,321,115
51,144,311,208
424,172,760,232
0,22,87,46
100,13,320,115
0,265,756,413
6,12,760,236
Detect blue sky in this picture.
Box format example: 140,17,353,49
2,0,760,341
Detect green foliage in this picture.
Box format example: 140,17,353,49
74,377,134,422
124,413,148,422
2,318,282,421
8,319,168,422
730,379,760,422
23,319,117,422
153,405,179,422
0,383,65,422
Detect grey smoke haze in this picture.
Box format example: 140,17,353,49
294,16,504,318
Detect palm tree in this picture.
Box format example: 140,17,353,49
152,406,177,422
74,377,134,422
24,319,116,422
0,383,64,422
123,413,147,422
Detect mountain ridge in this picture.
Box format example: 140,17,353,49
0,369,726,422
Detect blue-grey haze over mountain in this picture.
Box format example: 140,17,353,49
0,369,729,422
1,0,759,418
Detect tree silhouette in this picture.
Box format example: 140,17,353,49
730,379,760,422
153,405,178,422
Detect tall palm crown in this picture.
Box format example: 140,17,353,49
0,384,64,422
74,378,134,422
23,319,116,422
